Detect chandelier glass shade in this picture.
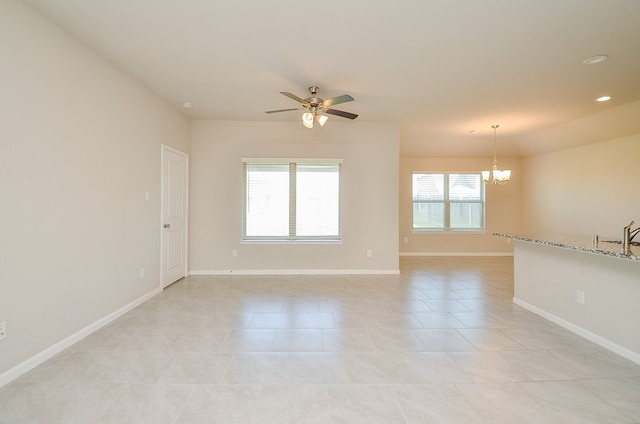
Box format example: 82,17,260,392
482,125,511,185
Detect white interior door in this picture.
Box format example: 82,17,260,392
161,145,188,288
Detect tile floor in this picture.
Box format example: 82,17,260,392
1,256,640,423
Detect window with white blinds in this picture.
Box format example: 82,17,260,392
412,172,485,231
242,159,342,241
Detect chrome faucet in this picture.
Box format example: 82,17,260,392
622,220,640,253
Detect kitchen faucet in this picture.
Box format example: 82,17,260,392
622,221,640,252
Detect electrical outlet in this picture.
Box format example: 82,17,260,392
367,250,373,257
0,322,7,341
403,237,409,244
576,290,585,305
139,267,146,278
232,250,238,257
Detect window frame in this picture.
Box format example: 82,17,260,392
241,158,343,243
412,172,486,233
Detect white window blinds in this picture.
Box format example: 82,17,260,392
243,159,342,241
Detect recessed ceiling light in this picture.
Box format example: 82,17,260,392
582,55,608,65
181,102,193,109
595,95,612,102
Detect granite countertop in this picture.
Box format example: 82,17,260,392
494,232,640,262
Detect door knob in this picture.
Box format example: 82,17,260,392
163,223,170,228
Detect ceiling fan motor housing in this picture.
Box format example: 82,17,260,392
305,87,323,108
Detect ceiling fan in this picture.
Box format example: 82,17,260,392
265,86,358,128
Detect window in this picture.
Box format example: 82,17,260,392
412,173,485,231
242,158,342,241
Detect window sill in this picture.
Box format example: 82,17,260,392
241,239,343,245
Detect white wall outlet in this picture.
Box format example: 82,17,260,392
403,237,409,244
144,191,150,201
232,249,238,257
0,322,7,341
139,267,146,278
367,250,373,257
576,290,585,305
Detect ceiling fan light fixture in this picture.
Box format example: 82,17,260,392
302,112,314,128
317,114,328,127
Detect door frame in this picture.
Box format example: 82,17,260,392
160,144,189,288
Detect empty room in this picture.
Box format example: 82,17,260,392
1,0,640,422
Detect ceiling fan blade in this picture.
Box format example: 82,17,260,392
280,92,307,104
322,94,354,107
265,108,300,114
324,108,358,120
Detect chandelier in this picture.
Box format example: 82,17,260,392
482,124,511,185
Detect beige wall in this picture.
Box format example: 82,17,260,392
514,241,640,363
0,0,190,378
522,134,640,238
400,157,523,255
189,120,400,273
515,130,640,364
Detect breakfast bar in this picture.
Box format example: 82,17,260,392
495,232,640,364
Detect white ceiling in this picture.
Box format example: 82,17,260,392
23,0,640,157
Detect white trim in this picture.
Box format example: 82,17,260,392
400,252,513,257
189,269,400,275
513,297,640,366
161,144,188,156
0,288,162,388
240,239,343,244
242,157,343,164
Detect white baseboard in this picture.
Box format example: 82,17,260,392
189,269,400,275
0,287,162,388
513,297,640,366
400,252,514,257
